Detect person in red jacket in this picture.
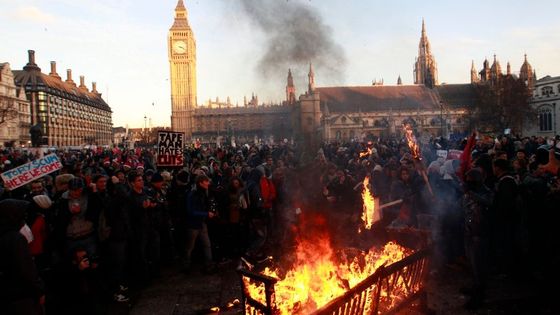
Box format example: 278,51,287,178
258,165,277,246
27,195,52,271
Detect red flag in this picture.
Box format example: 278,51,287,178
458,132,476,181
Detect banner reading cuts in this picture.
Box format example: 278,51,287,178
157,131,184,167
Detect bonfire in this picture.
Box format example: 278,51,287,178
243,214,412,315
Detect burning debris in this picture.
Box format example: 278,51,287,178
402,124,434,197
359,147,373,159
239,210,418,315
360,176,378,231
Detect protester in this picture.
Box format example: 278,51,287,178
0,131,558,313
183,174,216,273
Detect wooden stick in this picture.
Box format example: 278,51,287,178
420,169,434,197
378,199,403,210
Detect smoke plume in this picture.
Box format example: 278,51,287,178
238,0,347,92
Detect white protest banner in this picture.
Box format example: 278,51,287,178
1,154,62,190
157,131,184,167
436,150,448,159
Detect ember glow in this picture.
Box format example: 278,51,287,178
361,176,377,230
403,124,421,160
243,225,411,315
359,147,373,158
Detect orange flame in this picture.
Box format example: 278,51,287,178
244,228,411,315
359,147,373,158
361,176,376,230
403,124,421,160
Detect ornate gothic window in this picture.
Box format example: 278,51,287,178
336,130,341,140
538,106,553,132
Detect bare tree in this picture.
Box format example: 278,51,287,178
0,98,18,126
470,76,534,134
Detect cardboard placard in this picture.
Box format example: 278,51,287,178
1,154,62,190
157,131,184,167
447,149,463,160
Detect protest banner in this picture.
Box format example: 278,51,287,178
447,149,463,160
157,131,184,167
1,154,62,190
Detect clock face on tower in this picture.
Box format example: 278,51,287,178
173,40,187,54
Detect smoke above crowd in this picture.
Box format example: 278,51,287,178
237,0,347,94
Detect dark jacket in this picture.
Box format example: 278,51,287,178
0,199,44,313
462,186,494,237
127,188,151,240
186,186,209,229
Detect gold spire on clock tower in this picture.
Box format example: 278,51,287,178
169,0,197,139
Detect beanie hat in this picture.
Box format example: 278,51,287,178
32,195,52,209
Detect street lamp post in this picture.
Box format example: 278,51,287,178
144,115,147,144
440,101,444,137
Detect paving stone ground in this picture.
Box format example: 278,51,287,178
123,259,553,315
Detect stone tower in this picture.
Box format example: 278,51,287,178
286,69,296,105
519,54,535,90
470,60,479,83
413,19,438,88
169,0,197,139
308,63,315,94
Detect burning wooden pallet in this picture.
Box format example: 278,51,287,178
238,248,431,315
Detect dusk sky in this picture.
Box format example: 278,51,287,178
2,0,559,128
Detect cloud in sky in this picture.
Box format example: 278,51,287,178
11,6,56,24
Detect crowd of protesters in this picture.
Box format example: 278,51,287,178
1,132,559,314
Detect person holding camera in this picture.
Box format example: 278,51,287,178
183,174,216,274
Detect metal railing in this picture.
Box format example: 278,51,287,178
238,248,431,315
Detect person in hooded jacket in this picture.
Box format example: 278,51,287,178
0,199,45,315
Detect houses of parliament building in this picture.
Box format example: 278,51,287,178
168,0,535,147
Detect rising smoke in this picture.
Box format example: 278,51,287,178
237,0,347,95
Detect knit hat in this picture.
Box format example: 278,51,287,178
32,195,52,209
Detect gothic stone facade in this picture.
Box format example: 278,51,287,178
524,75,560,137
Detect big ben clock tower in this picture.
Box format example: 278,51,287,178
169,0,196,138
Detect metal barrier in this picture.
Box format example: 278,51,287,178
238,269,278,315
238,248,431,315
